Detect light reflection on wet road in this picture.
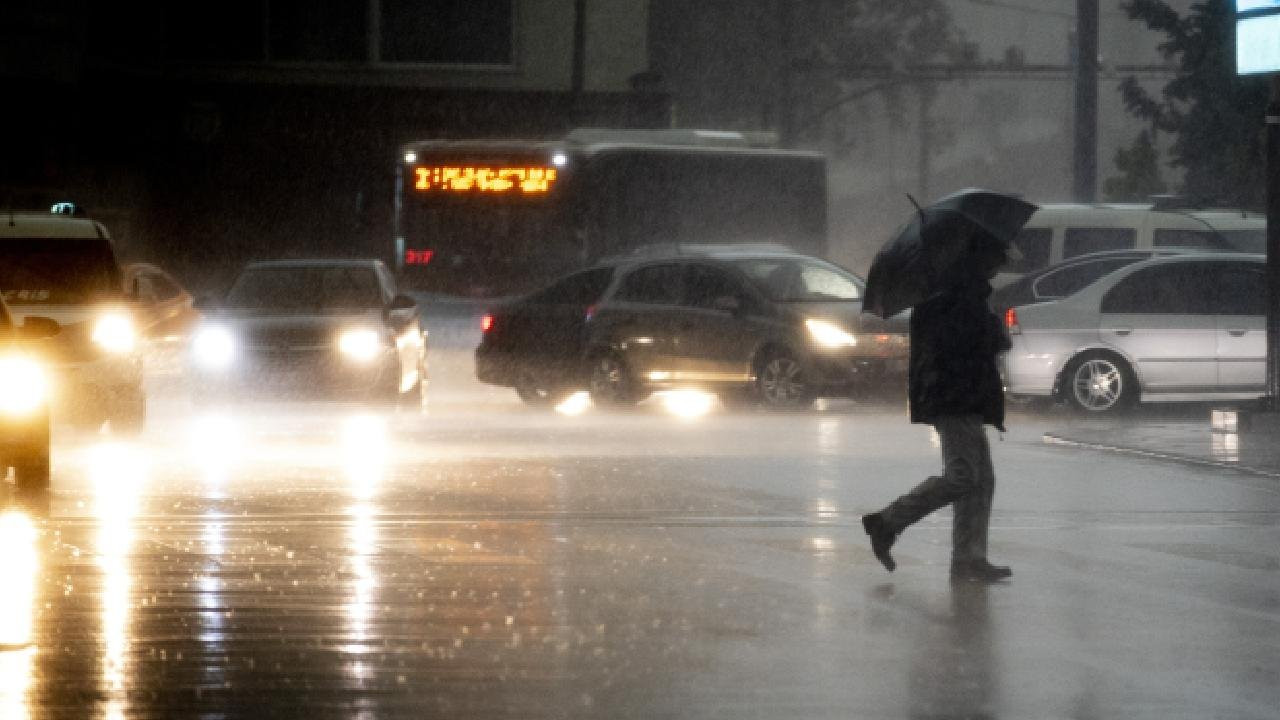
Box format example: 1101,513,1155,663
2,392,1278,718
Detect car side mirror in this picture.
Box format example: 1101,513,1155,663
712,295,742,314
384,293,418,324
388,294,418,312
19,316,60,340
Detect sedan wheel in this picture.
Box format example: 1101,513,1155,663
1066,354,1134,413
515,382,570,408
588,354,638,407
757,352,813,410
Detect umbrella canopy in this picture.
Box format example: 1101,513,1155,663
863,189,1037,319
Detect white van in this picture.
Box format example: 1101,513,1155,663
996,203,1266,286
0,205,145,430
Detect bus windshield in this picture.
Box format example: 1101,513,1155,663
400,202,566,297
395,137,828,298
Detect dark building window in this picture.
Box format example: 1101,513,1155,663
165,1,268,62
380,0,514,65
269,0,367,62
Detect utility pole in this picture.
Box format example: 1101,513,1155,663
918,84,936,201
1073,0,1099,202
571,0,587,95
776,1,796,147
1267,76,1280,408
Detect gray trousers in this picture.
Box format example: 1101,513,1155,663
879,414,995,563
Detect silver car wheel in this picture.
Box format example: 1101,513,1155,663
760,355,807,407
1071,357,1125,411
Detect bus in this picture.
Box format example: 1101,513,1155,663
393,128,827,297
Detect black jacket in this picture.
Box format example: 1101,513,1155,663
907,279,1009,431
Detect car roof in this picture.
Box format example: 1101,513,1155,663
602,243,834,266
1028,203,1264,227
1023,247,1208,274
0,211,110,239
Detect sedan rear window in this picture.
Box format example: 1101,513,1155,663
530,268,614,305
733,258,861,302
1032,257,1141,298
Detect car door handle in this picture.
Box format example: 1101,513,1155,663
1227,329,1248,337
1110,327,1132,336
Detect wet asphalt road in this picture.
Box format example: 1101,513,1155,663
3,354,1279,718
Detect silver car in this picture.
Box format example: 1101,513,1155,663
1002,253,1266,412
188,260,427,405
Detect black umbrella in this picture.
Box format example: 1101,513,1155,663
863,188,1037,319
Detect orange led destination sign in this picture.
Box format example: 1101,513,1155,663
413,165,558,194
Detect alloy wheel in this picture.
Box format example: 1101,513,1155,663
1071,357,1125,411
759,355,807,408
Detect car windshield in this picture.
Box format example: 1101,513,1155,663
732,258,862,302
225,267,383,312
0,238,122,305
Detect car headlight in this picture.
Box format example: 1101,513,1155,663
805,318,857,348
192,326,236,370
338,329,383,363
92,313,137,354
0,355,48,416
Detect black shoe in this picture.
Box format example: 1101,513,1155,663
950,559,1012,583
861,513,897,572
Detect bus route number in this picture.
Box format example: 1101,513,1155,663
413,165,558,194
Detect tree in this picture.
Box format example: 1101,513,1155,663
786,0,978,148
1104,129,1167,201
1111,0,1270,208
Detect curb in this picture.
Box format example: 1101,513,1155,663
1042,433,1280,480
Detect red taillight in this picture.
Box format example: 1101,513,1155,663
584,304,597,321
481,314,494,332
1004,307,1020,334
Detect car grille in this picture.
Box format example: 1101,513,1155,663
242,325,332,350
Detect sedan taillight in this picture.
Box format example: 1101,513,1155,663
1004,307,1021,335
481,314,494,333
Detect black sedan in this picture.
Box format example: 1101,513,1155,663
188,260,427,405
476,246,908,410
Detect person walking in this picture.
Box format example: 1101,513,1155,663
861,238,1013,583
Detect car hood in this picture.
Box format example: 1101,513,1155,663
4,303,131,326
206,311,385,345
782,301,910,334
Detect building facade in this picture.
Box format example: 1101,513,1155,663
2,0,668,288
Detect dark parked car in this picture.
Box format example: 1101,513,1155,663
476,246,908,410
188,260,427,405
